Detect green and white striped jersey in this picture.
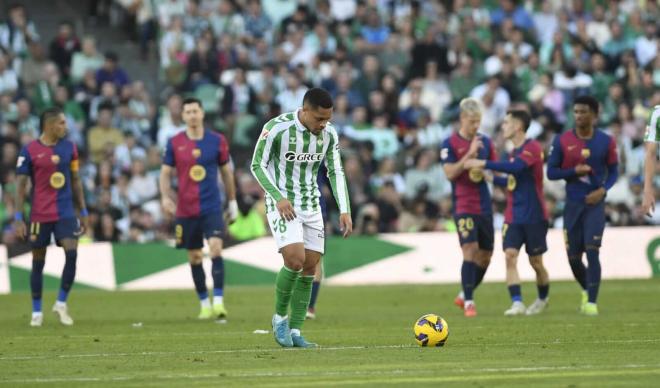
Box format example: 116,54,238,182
250,110,350,214
644,105,660,143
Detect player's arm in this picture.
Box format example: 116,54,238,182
250,128,284,201
250,126,296,220
216,134,238,222
642,111,659,215
325,128,352,238
14,174,29,240
160,140,176,216
441,136,482,181
642,141,657,215
546,136,590,180
586,137,619,205
14,148,32,240
69,146,89,235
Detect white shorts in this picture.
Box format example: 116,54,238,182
266,209,325,254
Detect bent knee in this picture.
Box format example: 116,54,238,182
188,250,204,265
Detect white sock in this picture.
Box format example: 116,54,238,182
55,301,66,308
274,313,287,322
458,291,465,299
200,298,211,309
290,328,301,337
464,300,474,307
32,312,43,318
214,296,224,305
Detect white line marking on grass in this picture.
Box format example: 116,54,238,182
2,363,659,385
1,338,660,361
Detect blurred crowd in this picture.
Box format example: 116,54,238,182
0,0,659,247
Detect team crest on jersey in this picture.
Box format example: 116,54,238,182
290,137,297,144
49,172,65,189
51,155,60,164
581,148,591,158
468,168,484,183
507,175,516,191
189,165,206,182
192,148,201,158
284,151,324,162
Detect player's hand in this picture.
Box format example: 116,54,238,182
464,159,485,170
14,220,27,240
585,187,606,205
161,197,176,216
227,199,239,224
642,189,655,216
276,199,296,221
467,136,483,157
339,213,353,238
575,164,592,176
76,216,89,237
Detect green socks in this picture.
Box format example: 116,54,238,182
275,266,301,316
289,275,314,330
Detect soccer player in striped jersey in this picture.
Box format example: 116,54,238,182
251,88,352,348
547,96,618,316
14,107,89,327
160,98,238,321
642,104,659,216
465,110,550,316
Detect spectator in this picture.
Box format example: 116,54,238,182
20,43,54,91
635,20,657,67
0,54,18,96
49,21,80,78
275,72,307,113
0,4,40,68
70,36,103,83
95,51,130,90
88,105,124,163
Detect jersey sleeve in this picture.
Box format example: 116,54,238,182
217,133,230,166
70,143,80,172
325,127,351,214
163,139,175,166
607,136,618,166
440,139,457,164
519,142,541,166
15,146,32,176
546,135,576,180
644,108,659,143
250,125,284,201
487,138,499,162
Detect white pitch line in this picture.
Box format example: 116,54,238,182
1,338,659,361
2,363,659,385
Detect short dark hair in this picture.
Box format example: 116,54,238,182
507,109,531,132
303,88,333,110
104,51,118,62
182,97,203,109
39,107,63,131
573,95,599,114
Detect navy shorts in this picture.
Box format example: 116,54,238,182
175,212,225,250
563,200,605,255
28,218,80,249
502,221,548,255
454,214,494,251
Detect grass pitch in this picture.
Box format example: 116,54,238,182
1,279,660,387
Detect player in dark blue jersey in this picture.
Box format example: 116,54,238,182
440,98,498,317
465,110,550,316
547,96,618,316
305,164,329,320
14,107,89,327
160,98,238,320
